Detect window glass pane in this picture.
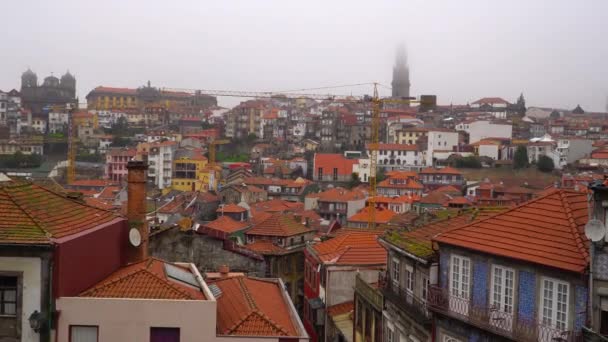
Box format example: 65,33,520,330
4,303,16,315
3,289,16,302
70,326,98,342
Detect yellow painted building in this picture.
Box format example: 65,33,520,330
73,111,99,129
396,127,428,145
171,149,217,192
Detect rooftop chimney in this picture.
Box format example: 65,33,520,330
218,265,229,276
126,160,148,264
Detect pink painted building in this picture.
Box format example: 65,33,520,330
104,147,137,182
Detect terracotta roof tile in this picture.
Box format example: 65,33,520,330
246,213,311,237
347,207,397,224
0,180,121,244
383,208,506,259
202,216,249,234
314,153,359,176
306,187,366,202
311,229,387,265
434,189,589,273
377,178,424,190
211,276,298,336
80,258,206,300
244,240,287,255
327,301,354,317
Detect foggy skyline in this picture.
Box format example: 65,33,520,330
1,0,607,110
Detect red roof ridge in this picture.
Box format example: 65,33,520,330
80,258,202,300
434,188,590,272
558,190,589,264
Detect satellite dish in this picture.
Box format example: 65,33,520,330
585,219,606,242
129,228,142,247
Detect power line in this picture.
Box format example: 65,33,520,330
273,82,375,94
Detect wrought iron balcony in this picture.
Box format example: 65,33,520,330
378,272,431,326
427,286,582,342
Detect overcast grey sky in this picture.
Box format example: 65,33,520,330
1,0,607,111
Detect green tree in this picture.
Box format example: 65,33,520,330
454,156,482,168
537,155,555,173
513,146,529,169
111,136,130,147
376,168,387,182
348,172,361,189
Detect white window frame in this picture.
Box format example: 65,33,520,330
386,321,395,342
490,265,515,313
539,276,569,331
405,265,414,293
391,258,400,288
449,254,471,316
450,255,471,300
422,276,430,302
490,265,515,331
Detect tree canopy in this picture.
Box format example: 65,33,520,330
513,146,529,169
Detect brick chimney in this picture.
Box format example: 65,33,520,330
126,160,148,264
218,265,230,276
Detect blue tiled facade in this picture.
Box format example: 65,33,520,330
440,251,449,288
472,261,487,308
517,270,536,322
575,285,588,330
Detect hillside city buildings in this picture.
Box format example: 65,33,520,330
2,54,608,342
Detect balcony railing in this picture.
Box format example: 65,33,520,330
427,286,582,342
378,272,431,325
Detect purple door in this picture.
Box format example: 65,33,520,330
150,327,180,342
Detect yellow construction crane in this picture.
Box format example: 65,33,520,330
66,106,77,184
160,86,435,228
208,139,230,167
366,84,436,228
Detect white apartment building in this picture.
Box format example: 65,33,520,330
426,130,459,166
147,141,178,189
527,135,592,169
455,120,512,144
368,143,424,171
48,111,69,133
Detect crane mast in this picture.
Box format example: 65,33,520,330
367,84,380,228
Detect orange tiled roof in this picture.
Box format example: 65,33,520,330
203,216,249,234
211,276,298,336
434,189,589,273
347,207,397,224
385,170,418,179
311,229,387,265
314,153,358,176
435,185,462,194
251,199,303,213
90,86,137,95
377,178,424,190
0,180,121,244
327,301,354,317
69,179,116,187
80,258,206,300
246,213,311,237
97,186,121,200
306,187,366,202
383,208,506,259
84,197,115,211
244,240,287,255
